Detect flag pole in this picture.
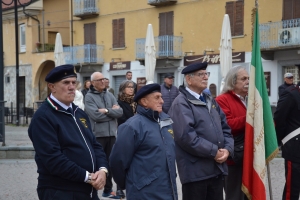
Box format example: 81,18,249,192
254,1,275,199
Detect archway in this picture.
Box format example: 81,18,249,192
34,60,55,101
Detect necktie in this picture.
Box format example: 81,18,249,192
67,107,73,115
199,95,206,103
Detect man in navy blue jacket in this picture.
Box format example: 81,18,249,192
28,64,109,200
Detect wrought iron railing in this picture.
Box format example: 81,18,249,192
136,35,183,59
63,44,104,64
73,0,99,16
260,18,300,49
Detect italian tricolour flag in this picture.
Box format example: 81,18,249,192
241,9,279,200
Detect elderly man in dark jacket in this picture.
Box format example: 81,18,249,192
28,64,108,200
161,73,179,113
168,62,234,200
110,83,178,200
274,82,300,200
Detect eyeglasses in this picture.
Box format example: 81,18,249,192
286,77,293,79
238,77,250,82
193,72,210,78
93,78,106,82
126,86,134,89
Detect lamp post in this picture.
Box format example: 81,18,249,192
0,0,33,145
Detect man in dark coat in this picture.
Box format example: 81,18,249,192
110,83,178,200
168,62,234,200
274,82,300,200
160,73,179,113
278,72,295,98
28,64,109,200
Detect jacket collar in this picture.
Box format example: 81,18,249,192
136,105,170,122
46,96,78,113
88,84,106,94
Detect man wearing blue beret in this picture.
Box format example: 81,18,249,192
28,64,109,200
109,83,178,200
168,62,234,200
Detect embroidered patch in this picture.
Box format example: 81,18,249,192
168,129,174,138
79,118,88,128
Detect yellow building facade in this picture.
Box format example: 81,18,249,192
2,0,70,111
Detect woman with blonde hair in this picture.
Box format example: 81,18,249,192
74,81,85,110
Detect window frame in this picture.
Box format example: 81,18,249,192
112,18,125,49
226,1,244,37
19,24,26,53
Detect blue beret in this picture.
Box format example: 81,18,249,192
182,62,208,74
45,64,77,83
134,83,161,102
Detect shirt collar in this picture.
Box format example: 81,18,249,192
185,87,204,99
50,94,72,110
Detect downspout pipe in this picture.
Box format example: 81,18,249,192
22,7,40,43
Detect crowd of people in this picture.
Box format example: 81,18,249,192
28,62,297,200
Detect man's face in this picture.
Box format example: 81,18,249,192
186,69,209,93
49,77,76,105
142,92,164,113
92,73,106,92
126,73,132,80
233,69,249,97
164,77,174,87
284,76,294,84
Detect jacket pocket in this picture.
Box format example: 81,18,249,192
134,172,158,191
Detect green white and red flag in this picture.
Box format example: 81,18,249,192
241,9,278,200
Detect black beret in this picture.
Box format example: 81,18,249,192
134,83,161,102
182,62,208,74
164,73,174,78
45,64,77,83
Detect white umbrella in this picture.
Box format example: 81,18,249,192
219,14,232,92
145,24,156,85
54,33,66,67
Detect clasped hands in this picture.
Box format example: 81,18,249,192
214,148,229,164
88,170,107,190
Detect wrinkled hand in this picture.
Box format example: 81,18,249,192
215,149,229,164
112,105,120,109
89,171,106,190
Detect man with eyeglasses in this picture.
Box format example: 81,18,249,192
85,72,123,199
168,62,233,200
215,66,249,200
278,72,295,98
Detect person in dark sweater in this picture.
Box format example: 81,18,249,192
28,64,108,200
278,72,295,98
117,80,137,127
81,80,91,98
160,73,179,113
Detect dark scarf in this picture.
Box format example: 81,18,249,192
119,94,137,113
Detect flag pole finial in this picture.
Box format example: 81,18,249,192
255,0,258,8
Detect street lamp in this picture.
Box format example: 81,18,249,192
0,0,33,145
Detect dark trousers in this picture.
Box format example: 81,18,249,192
96,136,119,193
37,188,99,200
182,175,224,200
224,164,247,200
282,160,300,200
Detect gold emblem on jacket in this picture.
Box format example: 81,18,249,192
168,129,174,138
80,118,88,128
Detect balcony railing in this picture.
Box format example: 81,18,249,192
73,0,99,19
260,18,300,49
148,0,177,6
63,44,104,64
136,35,182,59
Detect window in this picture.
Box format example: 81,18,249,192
19,24,26,52
226,1,244,36
283,0,300,20
112,18,125,48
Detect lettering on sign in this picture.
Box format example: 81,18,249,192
109,61,131,71
184,52,245,66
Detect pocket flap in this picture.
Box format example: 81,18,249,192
134,172,158,190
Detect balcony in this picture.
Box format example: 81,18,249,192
260,18,300,50
63,44,104,65
73,0,99,19
136,35,182,60
148,0,177,6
